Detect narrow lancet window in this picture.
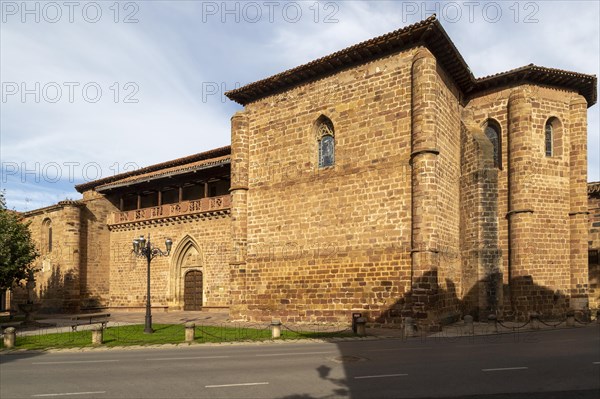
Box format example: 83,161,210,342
545,121,553,157
484,121,501,168
42,219,52,254
317,117,335,168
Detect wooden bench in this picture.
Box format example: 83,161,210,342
70,313,110,331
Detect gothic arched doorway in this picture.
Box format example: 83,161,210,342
169,235,203,310
184,270,203,310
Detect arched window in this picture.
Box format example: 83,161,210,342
42,218,52,254
544,117,562,158
484,120,501,168
316,116,335,168
545,120,553,157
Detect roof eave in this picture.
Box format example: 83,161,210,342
473,65,597,106
21,200,84,217
75,145,231,193
96,159,231,193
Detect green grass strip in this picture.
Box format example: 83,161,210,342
1,324,354,350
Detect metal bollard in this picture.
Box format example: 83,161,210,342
271,320,282,339
355,317,367,337
487,314,498,333
91,325,103,346
566,310,575,327
351,313,362,334
530,312,540,330
464,315,474,335
3,327,16,349
185,322,195,343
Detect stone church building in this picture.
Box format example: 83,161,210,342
6,16,599,326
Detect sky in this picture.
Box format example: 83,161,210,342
1,0,599,211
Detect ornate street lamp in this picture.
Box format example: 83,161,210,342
132,234,173,334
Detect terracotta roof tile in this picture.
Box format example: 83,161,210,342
475,64,596,104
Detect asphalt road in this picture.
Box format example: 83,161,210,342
1,326,599,398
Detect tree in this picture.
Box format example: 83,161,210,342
0,191,38,291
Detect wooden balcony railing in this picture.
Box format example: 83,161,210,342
109,195,231,225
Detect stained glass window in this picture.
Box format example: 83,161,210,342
317,117,335,168
319,135,335,167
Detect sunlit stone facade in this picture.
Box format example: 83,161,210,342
7,17,597,327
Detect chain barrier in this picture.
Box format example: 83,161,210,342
487,308,600,331
537,318,566,328
574,316,594,325
496,319,531,330
194,325,224,341
282,323,353,337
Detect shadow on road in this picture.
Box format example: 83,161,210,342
275,325,600,399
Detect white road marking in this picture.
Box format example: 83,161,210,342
255,351,335,357
205,382,269,388
354,374,408,379
32,360,119,365
482,367,528,372
146,356,230,361
32,392,106,397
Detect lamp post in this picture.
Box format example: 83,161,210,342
132,234,173,334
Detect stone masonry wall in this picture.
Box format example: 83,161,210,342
107,212,231,310
428,60,462,323
406,48,462,328
19,202,82,312
459,121,501,320
79,190,118,309
232,47,464,324
463,87,512,293
466,86,586,317
588,189,600,308
235,49,416,323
